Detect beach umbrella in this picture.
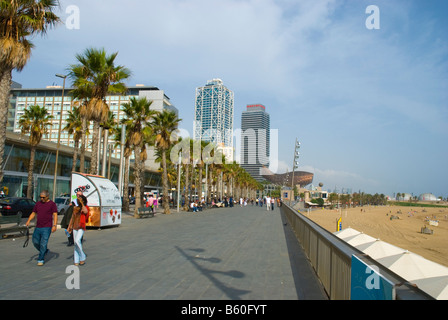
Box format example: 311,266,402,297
355,239,405,260
411,275,448,300
376,251,448,281
343,233,377,247
333,227,361,240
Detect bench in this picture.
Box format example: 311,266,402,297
0,213,28,237
137,207,154,218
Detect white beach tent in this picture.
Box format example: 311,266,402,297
333,227,448,299
354,239,406,260
411,275,448,300
376,251,448,282
343,232,377,247
333,227,361,240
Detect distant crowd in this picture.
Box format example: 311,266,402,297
186,195,282,212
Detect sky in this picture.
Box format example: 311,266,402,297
11,0,448,198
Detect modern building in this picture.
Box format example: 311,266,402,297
9,84,178,170
3,83,178,199
1,131,162,200
193,78,234,162
240,104,270,181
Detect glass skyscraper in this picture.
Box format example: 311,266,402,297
240,104,270,181
193,79,234,161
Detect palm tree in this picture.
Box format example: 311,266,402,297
152,110,181,214
68,47,131,175
18,105,53,198
111,124,132,211
99,110,116,175
63,106,88,172
121,97,156,217
0,0,60,182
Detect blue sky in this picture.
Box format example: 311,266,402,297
12,0,448,197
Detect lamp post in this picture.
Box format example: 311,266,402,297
177,151,181,212
52,74,67,201
290,138,300,205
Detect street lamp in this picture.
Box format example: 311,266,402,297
52,74,67,201
290,138,300,205
177,151,181,212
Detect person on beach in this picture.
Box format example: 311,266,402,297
25,190,58,266
68,194,89,266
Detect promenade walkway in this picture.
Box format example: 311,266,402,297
0,203,327,300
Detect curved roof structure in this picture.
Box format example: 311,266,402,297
260,166,313,186
419,193,438,201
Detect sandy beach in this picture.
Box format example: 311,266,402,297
304,204,448,268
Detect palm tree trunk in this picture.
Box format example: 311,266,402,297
80,117,87,173
184,163,189,209
162,149,170,214
0,68,12,183
198,164,203,202
71,140,79,172
90,121,100,175
27,146,36,199
133,145,142,218
122,155,130,212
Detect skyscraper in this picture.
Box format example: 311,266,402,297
193,79,234,162
240,104,270,181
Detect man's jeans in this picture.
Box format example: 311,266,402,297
32,227,51,262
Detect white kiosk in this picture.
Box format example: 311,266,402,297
71,172,122,227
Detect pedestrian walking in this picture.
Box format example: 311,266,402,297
271,198,275,211
146,194,155,213
68,194,89,266
266,196,271,210
60,202,75,246
25,190,58,266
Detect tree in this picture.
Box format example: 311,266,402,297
0,0,60,182
111,124,132,211
68,47,131,175
152,110,181,214
121,97,156,217
99,110,116,175
63,106,88,172
18,105,53,198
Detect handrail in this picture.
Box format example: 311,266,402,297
281,203,433,300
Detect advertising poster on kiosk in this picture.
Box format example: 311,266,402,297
71,172,122,227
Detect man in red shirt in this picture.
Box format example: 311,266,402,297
26,190,58,266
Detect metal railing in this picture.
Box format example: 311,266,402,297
281,203,433,300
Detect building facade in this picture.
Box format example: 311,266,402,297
240,104,270,181
193,79,234,162
9,85,177,170
4,83,177,199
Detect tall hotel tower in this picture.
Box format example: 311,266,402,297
240,104,270,181
193,79,234,162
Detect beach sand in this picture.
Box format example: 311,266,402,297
304,204,448,267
